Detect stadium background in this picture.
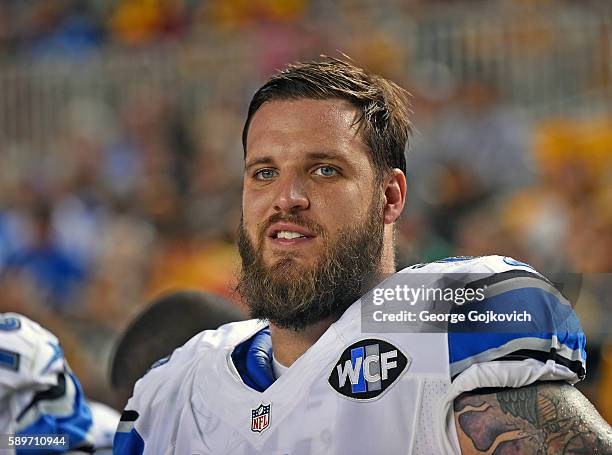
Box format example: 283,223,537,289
0,0,610,418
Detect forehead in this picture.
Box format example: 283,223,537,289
245,98,368,160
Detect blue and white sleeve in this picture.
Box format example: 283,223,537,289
447,268,586,387
15,369,94,454
113,409,145,455
0,313,94,453
440,269,587,455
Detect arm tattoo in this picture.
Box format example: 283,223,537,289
454,382,612,454
497,386,539,426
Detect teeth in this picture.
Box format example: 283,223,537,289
276,231,305,239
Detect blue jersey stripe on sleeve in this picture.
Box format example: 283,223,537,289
113,428,145,455
448,286,587,375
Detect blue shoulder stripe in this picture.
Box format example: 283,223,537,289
448,286,586,379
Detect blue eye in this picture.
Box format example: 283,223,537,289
314,166,338,177
254,169,278,180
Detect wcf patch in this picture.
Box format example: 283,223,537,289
328,338,410,400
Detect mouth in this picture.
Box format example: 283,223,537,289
267,222,317,247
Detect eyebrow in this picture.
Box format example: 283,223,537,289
245,156,275,173
304,151,346,162
244,151,349,172
304,151,352,169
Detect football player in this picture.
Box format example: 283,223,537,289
0,313,94,453
114,59,612,454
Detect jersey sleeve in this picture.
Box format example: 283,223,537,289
113,331,211,455
113,351,180,455
436,258,588,455
0,313,94,453
113,320,266,455
447,267,586,386
88,401,121,451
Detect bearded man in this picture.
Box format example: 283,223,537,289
114,59,611,454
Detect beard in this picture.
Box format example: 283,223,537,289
236,195,385,331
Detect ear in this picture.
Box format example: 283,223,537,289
383,169,407,224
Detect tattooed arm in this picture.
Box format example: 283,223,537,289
454,381,612,454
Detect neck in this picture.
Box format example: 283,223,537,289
269,318,334,367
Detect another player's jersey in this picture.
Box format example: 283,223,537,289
0,313,93,453
89,401,121,453
115,256,586,455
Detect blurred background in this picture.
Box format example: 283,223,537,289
0,0,610,417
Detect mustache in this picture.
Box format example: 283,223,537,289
256,212,326,243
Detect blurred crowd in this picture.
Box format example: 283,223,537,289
0,0,610,414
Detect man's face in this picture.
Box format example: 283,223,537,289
238,98,386,330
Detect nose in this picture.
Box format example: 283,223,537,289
273,174,310,213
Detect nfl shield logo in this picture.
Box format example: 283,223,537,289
251,403,271,433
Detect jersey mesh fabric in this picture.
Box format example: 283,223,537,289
412,377,450,454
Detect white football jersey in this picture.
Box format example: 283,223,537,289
0,313,64,433
89,400,121,451
0,313,94,452
114,256,586,455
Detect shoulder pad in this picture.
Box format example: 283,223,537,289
0,313,65,392
401,255,539,275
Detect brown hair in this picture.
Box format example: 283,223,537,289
242,57,412,180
